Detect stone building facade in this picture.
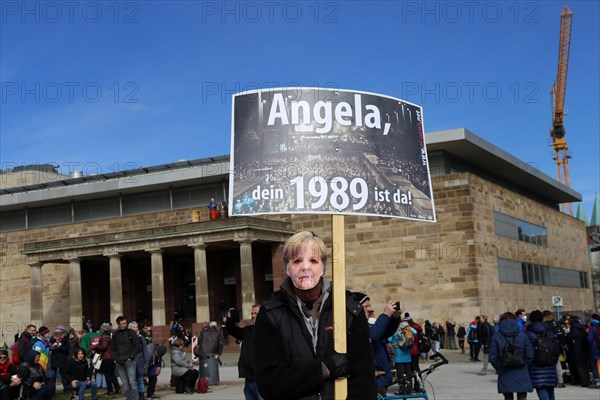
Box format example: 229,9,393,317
0,129,593,342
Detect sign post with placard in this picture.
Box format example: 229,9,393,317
230,87,436,398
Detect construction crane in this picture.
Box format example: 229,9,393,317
550,5,574,215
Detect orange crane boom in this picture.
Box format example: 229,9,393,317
551,5,574,215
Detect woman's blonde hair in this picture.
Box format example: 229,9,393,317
282,231,327,272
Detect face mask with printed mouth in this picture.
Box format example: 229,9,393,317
292,274,321,291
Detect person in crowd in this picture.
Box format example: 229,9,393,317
16,325,36,366
489,312,534,400
587,313,600,389
423,320,434,361
78,328,100,355
478,315,493,375
225,305,263,400
110,316,141,400
141,326,153,345
525,310,558,400
446,320,457,350
566,315,591,387
18,351,52,400
95,323,120,396
128,322,148,400
0,349,21,400
516,309,527,333
542,310,566,388
146,345,166,400
388,321,416,395
405,313,424,392
29,327,51,379
353,292,401,396
63,348,97,400
49,326,70,394
68,328,80,357
208,198,219,220
195,321,223,360
467,317,481,362
457,323,466,354
170,339,198,394
253,231,377,400
437,322,446,350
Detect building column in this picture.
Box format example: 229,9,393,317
237,239,256,319
190,243,210,323
148,249,166,326
107,254,123,325
68,258,83,330
29,262,43,326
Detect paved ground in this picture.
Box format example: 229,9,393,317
142,350,599,399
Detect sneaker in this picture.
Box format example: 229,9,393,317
589,382,600,389
478,370,486,375
557,383,566,388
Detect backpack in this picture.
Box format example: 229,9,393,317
417,334,431,353
197,376,208,393
90,336,101,351
467,327,477,342
10,341,20,365
501,336,525,368
596,326,600,349
396,326,415,351
533,331,560,366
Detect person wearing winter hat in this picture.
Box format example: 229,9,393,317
254,231,376,400
30,327,51,378
146,346,166,400
48,325,70,395
354,291,402,397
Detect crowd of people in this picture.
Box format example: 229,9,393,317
2,318,166,400
2,231,599,400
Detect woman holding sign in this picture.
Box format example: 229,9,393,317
254,231,376,400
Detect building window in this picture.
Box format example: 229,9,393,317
499,258,587,288
494,211,547,246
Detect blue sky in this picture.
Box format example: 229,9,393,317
1,0,598,216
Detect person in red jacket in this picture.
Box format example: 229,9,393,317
95,323,121,396
404,313,423,392
0,349,21,400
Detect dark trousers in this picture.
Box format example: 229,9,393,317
100,359,120,394
410,354,421,388
469,342,481,360
458,339,465,352
0,386,20,400
569,360,591,387
503,392,527,400
146,376,157,397
175,369,199,393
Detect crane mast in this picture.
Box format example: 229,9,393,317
551,5,573,215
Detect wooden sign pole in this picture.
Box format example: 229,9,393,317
332,214,347,399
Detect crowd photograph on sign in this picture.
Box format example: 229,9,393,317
231,88,435,221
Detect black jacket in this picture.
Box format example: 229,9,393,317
566,321,589,362
63,358,92,382
254,278,376,400
226,318,256,379
110,329,141,363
